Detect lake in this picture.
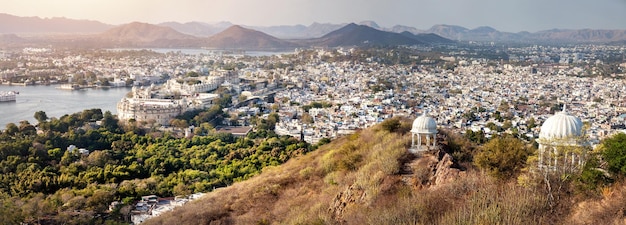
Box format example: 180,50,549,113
0,85,131,128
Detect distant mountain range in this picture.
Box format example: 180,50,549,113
302,23,453,47
0,13,113,34
1,13,626,49
423,24,626,43
95,22,450,49
0,16,455,50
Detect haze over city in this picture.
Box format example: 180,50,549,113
2,0,626,32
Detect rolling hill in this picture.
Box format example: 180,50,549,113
141,120,626,225
204,25,301,50
0,13,113,34
97,22,201,47
307,23,427,47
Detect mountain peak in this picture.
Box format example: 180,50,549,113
358,21,381,29
216,25,262,37
227,24,245,30
206,25,298,50
470,26,497,33
317,23,429,47
345,22,359,27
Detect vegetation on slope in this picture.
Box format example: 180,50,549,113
0,108,310,224
146,118,626,225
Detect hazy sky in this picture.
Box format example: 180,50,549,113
2,0,626,32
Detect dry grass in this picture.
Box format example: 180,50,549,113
567,181,626,225
143,124,409,225
143,122,626,225
438,174,549,225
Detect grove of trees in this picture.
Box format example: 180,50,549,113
0,108,311,224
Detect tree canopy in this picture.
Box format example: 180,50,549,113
0,108,312,224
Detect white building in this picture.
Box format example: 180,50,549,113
410,113,438,153
537,106,587,172
117,85,218,126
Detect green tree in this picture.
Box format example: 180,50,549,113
101,111,120,132
86,189,114,212
0,191,23,224
380,117,401,132
601,133,626,176
34,111,48,124
170,119,189,129
578,154,612,190
465,129,487,144
186,71,199,77
486,122,499,132
18,121,36,136
4,123,19,135
474,136,532,179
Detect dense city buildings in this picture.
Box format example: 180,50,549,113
1,45,625,145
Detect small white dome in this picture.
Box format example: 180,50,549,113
539,109,583,140
411,114,437,134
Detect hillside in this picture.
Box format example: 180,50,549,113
422,24,626,43
97,22,201,47
307,23,426,47
144,118,626,225
0,13,113,34
204,25,300,50
144,121,415,225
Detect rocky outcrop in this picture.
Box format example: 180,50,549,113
433,153,464,186
329,184,366,223
401,150,465,189
328,149,464,223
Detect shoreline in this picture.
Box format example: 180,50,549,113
1,82,131,89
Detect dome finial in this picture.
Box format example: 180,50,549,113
562,104,567,113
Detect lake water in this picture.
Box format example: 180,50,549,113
0,85,131,128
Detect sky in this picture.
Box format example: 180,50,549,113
2,0,626,32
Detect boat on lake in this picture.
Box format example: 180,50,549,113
57,84,82,90
0,91,18,102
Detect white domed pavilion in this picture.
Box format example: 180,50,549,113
537,105,586,172
410,113,438,152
